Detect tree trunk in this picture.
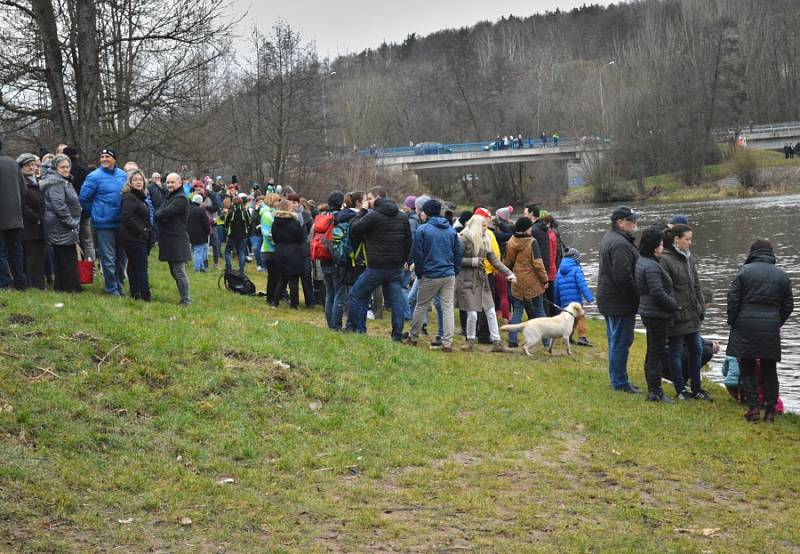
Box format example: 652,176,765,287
74,0,100,157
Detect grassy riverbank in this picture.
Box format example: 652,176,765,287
1,261,799,552
566,150,800,205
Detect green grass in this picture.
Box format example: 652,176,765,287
1,259,799,552
566,149,800,204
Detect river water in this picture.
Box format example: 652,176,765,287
555,194,800,412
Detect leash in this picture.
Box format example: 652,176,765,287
542,296,575,319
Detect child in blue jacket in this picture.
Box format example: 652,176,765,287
554,247,594,346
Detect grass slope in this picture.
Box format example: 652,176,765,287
566,150,800,204
1,259,799,553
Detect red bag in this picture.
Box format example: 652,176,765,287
77,260,93,284
76,246,93,284
309,213,334,262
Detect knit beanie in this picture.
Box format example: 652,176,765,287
496,206,514,222
191,194,203,205
514,217,534,233
564,247,582,261
404,195,417,210
414,194,431,212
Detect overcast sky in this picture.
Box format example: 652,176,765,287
230,1,614,59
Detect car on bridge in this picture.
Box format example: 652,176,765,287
413,142,453,155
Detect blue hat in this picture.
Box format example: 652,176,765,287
669,214,689,225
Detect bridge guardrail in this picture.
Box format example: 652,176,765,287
357,137,609,159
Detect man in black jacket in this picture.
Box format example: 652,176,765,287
597,206,641,393
346,186,411,341
0,138,26,290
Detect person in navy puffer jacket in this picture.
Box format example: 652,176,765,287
79,148,128,296
554,247,594,346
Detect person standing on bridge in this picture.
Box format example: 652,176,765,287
540,132,547,147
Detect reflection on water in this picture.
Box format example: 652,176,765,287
556,194,800,412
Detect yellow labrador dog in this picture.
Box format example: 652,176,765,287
500,302,585,356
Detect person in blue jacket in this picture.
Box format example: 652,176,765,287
405,199,462,352
79,148,128,296
554,247,595,346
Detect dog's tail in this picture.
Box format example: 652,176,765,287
500,323,525,332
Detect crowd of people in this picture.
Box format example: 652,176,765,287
0,139,794,421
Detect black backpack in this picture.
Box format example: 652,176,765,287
218,270,256,296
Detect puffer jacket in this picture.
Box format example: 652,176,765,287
40,168,81,246
634,255,678,319
659,246,704,336
349,198,411,269
412,216,462,279
503,233,548,300
597,227,640,316
187,204,211,245
21,175,44,241
259,205,275,254
554,257,594,307
79,165,127,229
119,188,151,244
726,249,794,361
271,210,306,276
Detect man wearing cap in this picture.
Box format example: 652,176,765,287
79,148,128,296
597,206,641,393
0,138,27,290
406,199,462,352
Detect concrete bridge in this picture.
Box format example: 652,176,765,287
359,138,610,172
713,121,800,150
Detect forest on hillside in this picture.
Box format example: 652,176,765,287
2,0,799,203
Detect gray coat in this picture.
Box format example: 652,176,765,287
659,247,704,336
40,169,81,246
0,152,25,232
455,235,512,312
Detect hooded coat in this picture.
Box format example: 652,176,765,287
155,188,190,262
503,233,549,300
455,233,513,311
40,168,81,246
634,255,678,319
0,152,25,232
659,246,704,336
119,188,152,244
554,256,594,307
349,198,411,270
411,216,462,279
726,249,793,361
271,210,306,276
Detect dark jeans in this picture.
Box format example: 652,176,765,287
168,261,190,303
122,241,151,301
23,239,46,290
301,256,315,306
668,331,702,395
332,265,351,330
264,257,279,303
212,225,223,263
347,267,405,341
0,229,26,290
322,265,337,329
508,294,546,345
741,358,779,410
641,317,671,394
224,238,247,273
604,315,635,389
272,274,299,307
52,243,81,292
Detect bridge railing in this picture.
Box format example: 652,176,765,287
713,121,800,138
356,136,608,158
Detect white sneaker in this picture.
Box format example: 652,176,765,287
246,255,254,262
367,310,375,320
256,266,265,272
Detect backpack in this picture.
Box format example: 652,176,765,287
310,213,335,262
331,220,356,264
218,270,256,296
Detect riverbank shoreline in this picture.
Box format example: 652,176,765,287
1,262,798,552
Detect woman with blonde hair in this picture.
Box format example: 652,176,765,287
119,169,152,300
455,208,517,352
